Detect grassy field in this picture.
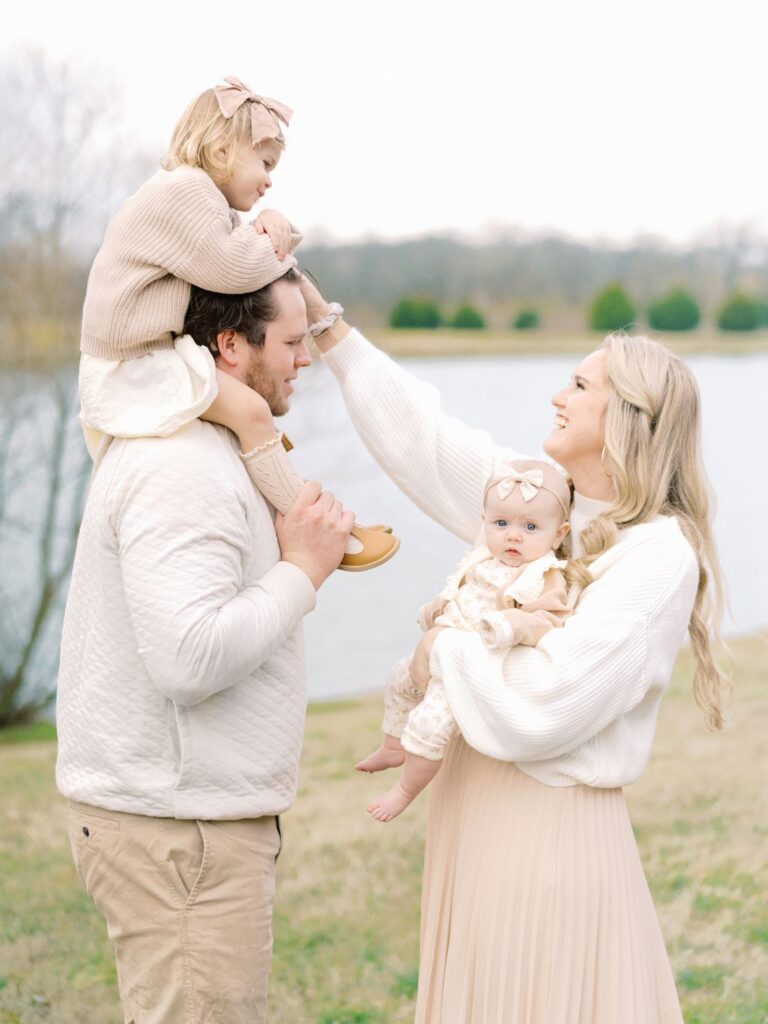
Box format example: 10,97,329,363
376,327,768,358
0,634,766,1023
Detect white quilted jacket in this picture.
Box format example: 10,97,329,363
56,419,316,819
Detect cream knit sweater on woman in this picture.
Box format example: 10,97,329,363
322,330,700,788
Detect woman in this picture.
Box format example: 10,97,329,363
299,278,727,1023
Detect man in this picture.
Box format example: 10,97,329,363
56,267,351,1023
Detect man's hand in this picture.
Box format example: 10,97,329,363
276,481,354,589
409,627,445,691
253,209,293,261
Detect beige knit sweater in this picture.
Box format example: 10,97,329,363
80,166,300,360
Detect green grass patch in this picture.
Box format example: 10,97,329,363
307,699,362,716
746,923,768,947
378,327,768,359
0,722,56,745
677,965,727,991
318,1011,384,1024
0,634,766,1021
391,968,419,998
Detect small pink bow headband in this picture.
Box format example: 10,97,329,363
213,75,292,147
484,467,570,519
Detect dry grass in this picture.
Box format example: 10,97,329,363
376,328,768,358
0,634,766,1023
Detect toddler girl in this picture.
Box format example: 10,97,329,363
78,74,398,571
356,459,572,820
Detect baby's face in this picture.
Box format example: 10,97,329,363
483,486,569,568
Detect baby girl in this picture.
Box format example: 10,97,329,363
356,459,573,821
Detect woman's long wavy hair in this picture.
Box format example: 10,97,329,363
566,333,730,730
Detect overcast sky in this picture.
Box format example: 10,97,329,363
6,0,766,244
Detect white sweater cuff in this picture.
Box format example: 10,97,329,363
318,328,372,380
260,561,317,620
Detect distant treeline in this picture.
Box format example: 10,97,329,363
299,232,768,329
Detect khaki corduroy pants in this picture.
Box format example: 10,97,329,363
67,799,281,1024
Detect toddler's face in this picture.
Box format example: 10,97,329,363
219,139,283,212
483,486,569,568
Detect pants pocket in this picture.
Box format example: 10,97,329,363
67,804,122,911
161,818,208,908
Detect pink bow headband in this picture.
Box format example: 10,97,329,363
484,467,570,520
213,75,292,147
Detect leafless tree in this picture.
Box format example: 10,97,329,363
0,49,153,724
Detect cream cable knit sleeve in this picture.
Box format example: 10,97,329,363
323,330,518,544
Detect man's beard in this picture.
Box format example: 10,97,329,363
244,347,288,417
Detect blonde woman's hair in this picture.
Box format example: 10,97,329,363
162,88,284,182
567,333,730,731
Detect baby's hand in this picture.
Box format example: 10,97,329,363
417,596,448,632
254,209,293,261
202,369,276,450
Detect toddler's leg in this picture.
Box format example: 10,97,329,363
206,370,400,571
356,658,418,773
367,677,458,822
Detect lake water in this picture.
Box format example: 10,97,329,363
3,351,765,706
279,351,768,701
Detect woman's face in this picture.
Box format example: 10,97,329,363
543,349,611,472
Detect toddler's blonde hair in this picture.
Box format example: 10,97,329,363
162,88,285,183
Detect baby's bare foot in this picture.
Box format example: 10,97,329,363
355,746,405,773
367,782,413,822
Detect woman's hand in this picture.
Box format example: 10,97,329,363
299,274,351,353
253,209,293,261
417,596,448,632
298,274,331,322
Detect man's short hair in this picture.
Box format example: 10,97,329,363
183,267,302,354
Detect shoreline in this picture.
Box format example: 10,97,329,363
374,328,768,358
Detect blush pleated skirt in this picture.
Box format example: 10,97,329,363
415,737,683,1024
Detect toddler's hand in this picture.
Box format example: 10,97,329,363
254,209,293,261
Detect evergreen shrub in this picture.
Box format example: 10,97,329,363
717,292,760,331
589,283,636,332
647,288,700,331
513,308,540,330
448,304,486,329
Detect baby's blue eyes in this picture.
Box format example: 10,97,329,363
493,520,537,532
495,520,508,528
525,523,537,531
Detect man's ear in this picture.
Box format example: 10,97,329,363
215,329,240,368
